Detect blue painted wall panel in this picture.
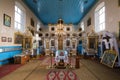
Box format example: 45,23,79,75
0,50,22,61
0,60,9,66
0,46,22,66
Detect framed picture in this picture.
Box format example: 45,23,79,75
51,40,55,46
72,41,76,49
87,17,91,26
24,38,32,49
46,40,49,49
14,33,23,44
101,50,117,68
3,14,11,27
66,40,70,46
39,40,43,46
8,37,12,42
88,37,96,49
1,37,7,42
31,18,34,27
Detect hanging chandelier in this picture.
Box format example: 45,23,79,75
55,19,66,36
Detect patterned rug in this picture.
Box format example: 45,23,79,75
46,70,78,80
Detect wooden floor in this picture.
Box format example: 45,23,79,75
0,57,120,80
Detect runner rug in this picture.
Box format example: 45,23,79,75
0,64,22,79
46,69,78,80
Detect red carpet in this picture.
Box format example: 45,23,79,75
0,64,22,79
46,70,78,80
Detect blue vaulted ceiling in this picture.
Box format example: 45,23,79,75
23,0,98,25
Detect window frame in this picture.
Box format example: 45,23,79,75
14,2,26,32
95,2,105,32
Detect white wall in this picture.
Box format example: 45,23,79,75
80,0,120,38
0,0,42,46
0,0,15,46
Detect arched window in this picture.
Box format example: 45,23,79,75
95,2,105,32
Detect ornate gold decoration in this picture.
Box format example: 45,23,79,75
22,27,33,50
55,19,66,36
14,31,23,44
